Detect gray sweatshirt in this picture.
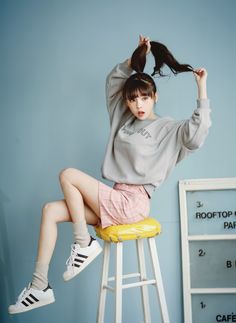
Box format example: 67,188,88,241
101,59,211,198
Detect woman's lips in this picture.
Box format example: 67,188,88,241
138,111,145,116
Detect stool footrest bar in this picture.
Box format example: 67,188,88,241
108,273,141,282
122,279,157,290
103,285,115,293
103,279,157,292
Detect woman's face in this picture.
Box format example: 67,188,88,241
126,91,158,120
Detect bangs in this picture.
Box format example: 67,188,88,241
124,82,154,101
122,73,156,101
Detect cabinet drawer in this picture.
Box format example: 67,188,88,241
186,190,236,235
190,241,236,288
192,294,236,323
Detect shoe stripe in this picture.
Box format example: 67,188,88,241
21,300,29,307
43,284,51,292
75,258,84,263
29,294,39,302
73,264,80,268
77,254,88,259
25,297,34,305
88,237,95,246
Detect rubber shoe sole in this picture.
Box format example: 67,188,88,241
8,295,55,315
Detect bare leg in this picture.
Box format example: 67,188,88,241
36,167,103,265
59,168,101,223
59,167,103,247
30,199,99,290
8,185,103,313
36,199,99,265
58,168,107,281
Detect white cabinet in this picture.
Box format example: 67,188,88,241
179,178,236,323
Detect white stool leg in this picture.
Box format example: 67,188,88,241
97,242,110,323
136,239,151,323
115,242,123,323
148,237,170,323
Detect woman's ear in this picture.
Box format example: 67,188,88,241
155,92,158,103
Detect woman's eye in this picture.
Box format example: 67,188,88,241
142,96,148,100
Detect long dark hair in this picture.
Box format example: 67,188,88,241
122,40,194,101
131,41,194,76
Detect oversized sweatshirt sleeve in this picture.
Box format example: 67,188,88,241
178,98,212,150
105,59,133,124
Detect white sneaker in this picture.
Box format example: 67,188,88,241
8,283,55,314
63,237,102,282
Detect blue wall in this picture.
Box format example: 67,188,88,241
1,0,236,322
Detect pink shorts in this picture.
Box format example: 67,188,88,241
98,182,151,228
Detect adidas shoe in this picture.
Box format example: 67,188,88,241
8,283,55,314
63,236,102,281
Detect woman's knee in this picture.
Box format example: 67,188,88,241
42,202,56,221
59,167,77,184
42,200,71,223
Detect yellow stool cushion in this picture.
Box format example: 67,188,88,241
95,217,161,243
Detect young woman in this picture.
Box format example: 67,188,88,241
8,35,211,314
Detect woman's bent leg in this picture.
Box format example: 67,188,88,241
59,168,101,248
59,168,101,221
58,168,104,281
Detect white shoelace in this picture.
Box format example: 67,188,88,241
16,284,30,304
65,244,78,271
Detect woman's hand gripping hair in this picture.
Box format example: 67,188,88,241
193,68,208,99
138,35,151,54
128,35,151,69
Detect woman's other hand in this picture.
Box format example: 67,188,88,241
193,68,208,85
193,68,208,99
138,35,151,54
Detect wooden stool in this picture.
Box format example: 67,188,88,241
95,218,170,323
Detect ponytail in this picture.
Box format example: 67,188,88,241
130,41,194,76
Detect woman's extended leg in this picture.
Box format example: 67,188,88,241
8,199,99,315
36,199,99,266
